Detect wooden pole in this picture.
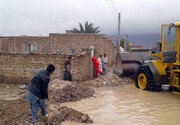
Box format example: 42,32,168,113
48,86,50,125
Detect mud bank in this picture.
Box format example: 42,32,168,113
0,98,93,125
0,81,95,125
50,79,95,103
0,99,30,125
50,106,93,123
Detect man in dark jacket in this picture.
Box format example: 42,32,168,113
64,56,72,81
26,64,55,125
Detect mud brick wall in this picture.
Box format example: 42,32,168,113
0,37,49,54
0,52,91,84
0,34,117,66
50,34,116,65
49,34,96,55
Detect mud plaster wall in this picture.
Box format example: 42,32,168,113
0,52,91,84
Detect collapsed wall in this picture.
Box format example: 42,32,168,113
0,51,91,84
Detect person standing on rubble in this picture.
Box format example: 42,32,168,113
64,56,72,81
102,54,108,74
26,64,55,125
92,56,102,78
98,55,103,76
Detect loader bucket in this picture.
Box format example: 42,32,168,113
113,52,123,76
113,49,152,76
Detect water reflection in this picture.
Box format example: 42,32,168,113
62,84,180,125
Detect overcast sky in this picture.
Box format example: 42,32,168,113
0,0,179,36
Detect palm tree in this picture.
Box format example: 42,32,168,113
71,22,100,33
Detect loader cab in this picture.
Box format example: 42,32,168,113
162,23,180,64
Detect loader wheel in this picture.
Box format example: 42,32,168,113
135,65,161,91
138,73,147,90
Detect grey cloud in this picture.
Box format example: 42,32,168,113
0,0,179,36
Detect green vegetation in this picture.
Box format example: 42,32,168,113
71,22,100,33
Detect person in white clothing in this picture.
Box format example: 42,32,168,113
102,54,108,74
98,55,103,77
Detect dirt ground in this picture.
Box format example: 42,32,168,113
0,98,93,125
0,82,95,125
49,80,95,103
0,68,134,125
80,68,134,87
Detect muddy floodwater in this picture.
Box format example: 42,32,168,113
62,83,180,125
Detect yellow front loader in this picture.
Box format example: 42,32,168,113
135,22,180,92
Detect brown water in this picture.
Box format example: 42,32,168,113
62,84,180,125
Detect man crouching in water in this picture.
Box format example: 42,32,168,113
26,64,55,125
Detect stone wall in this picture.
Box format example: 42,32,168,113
0,51,91,84
49,34,96,55
0,34,116,66
0,37,49,54
0,34,117,84
50,34,116,65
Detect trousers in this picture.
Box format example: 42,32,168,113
64,72,72,81
26,90,46,123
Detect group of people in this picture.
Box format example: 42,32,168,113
26,54,108,125
92,54,108,78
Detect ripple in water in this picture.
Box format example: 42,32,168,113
61,84,180,125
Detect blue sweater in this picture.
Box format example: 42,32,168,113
27,69,50,99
